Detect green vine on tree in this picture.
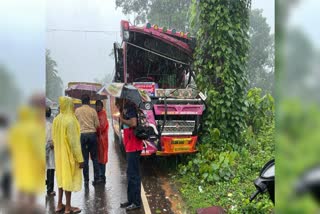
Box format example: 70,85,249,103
193,0,251,145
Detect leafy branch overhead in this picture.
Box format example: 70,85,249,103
115,0,191,31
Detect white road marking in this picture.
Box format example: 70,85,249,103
141,183,151,214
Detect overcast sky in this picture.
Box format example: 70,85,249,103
46,0,127,89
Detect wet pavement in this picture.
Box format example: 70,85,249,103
41,120,185,214
42,123,144,214
141,158,187,214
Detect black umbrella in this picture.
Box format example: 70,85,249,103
98,83,152,109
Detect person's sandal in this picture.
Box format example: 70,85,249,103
64,207,81,214
48,191,56,196
55,204,65,213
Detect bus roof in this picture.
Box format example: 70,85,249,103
121,20,194,56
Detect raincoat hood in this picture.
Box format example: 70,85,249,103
52,96,83,192
18,106,35,121
59,96,74,114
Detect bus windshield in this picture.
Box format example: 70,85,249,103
126,31,193,89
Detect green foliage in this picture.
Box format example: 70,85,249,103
148,0,191,31
115,0,149,24
179,144,239,183
246,88,274,134
115,0,191,31
179,88,275,183
46,49,63,102
176,117,274,213
176,86,275,212
174,2,276,213
193,0,251,145
277,100,320,213
248,9,274,94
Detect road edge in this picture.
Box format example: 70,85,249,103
141,183,151,214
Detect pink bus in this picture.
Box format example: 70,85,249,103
111,20,205,156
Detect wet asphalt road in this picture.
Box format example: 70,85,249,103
41,120,184,214
43,122,146,214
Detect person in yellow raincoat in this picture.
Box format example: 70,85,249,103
8,105,45,209
52,96,84,214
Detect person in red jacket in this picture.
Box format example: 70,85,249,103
119,99,143,211
95,100,109,184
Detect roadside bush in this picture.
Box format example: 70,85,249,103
246,88,274,134
179,145,239,183
176,118,274,213
175,88,275,213
179,88,274,182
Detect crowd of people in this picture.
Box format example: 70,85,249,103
46,94,143,213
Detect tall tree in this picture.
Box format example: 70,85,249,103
116,0,149,24
247,9,274,94
148,0,191,31
193,0,251,145
116,0,191,31
46,50,63,102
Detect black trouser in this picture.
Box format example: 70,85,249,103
81,133,99,182
1,172,11,199
99,163,106,182
126,151,142,206
46,169,55,194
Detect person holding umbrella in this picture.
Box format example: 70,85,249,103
98,83,151,210
95,100,109,184
119,98,143,211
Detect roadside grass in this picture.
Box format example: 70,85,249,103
171,122,275,213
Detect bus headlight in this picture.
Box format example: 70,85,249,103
144,102,152,110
